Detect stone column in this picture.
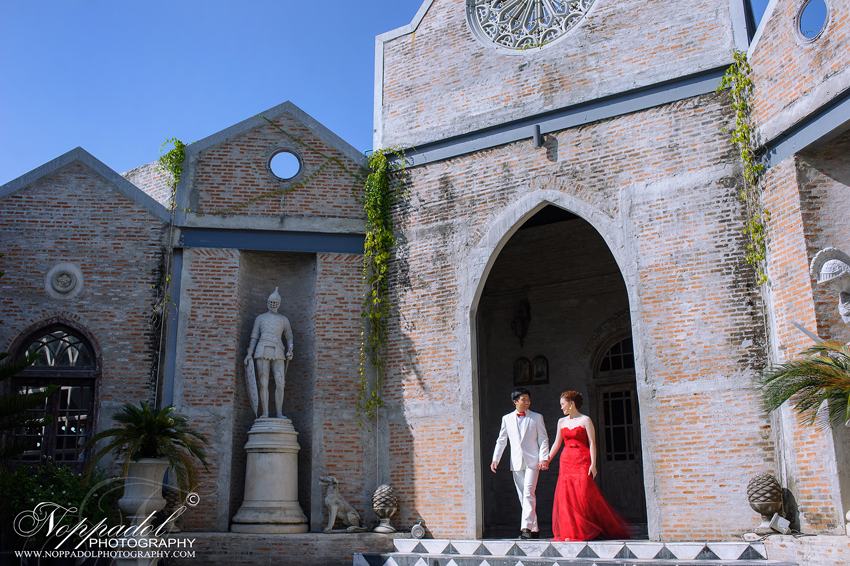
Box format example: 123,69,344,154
231,417,308,533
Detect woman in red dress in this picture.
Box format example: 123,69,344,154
542,391,630,541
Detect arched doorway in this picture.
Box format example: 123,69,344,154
477,205,646,538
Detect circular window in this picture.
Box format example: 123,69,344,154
269,151,302,180
796,0,828,42
467,0,595,51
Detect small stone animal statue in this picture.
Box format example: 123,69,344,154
319,476,367,533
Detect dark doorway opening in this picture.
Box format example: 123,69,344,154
477,206,646,538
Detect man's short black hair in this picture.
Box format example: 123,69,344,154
511,388,531,403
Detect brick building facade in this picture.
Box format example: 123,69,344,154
372,0,850,543
1,0,849,560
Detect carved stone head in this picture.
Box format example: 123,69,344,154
267,287,282,312
810,248,850,323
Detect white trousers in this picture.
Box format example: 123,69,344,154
512,466,539,531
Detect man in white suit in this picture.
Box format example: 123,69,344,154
491,387,550,539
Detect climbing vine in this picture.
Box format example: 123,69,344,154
717,51,769,284
358,147,405,427
157,138,186,208
150,138,187,405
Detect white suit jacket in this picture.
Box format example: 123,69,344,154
492,410,550,471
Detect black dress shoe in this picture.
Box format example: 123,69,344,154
531,530,539,539
520,528,533,540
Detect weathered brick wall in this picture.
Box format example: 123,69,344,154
170,105,372,534
761,153,846,533
796,133,850,526
378,0,736,148
749,0,850,142
230,251,318,525
174,248,242,531
173,249,372,534
0,160,167,454
122,161,173,208
311,253,373,532
381,91,777,539
798,131,850,344
188,114,364,219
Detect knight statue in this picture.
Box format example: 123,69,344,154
243,287,294,418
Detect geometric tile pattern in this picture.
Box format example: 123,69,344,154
354,539,797,566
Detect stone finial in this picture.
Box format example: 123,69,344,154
747,472,783,535
372,484,398,533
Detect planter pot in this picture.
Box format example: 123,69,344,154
118,459,169,525
115,459,170,566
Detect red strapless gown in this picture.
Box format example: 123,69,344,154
552,426,630,541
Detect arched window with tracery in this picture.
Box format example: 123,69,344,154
11,321,100,468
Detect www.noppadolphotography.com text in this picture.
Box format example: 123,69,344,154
13,500,196,556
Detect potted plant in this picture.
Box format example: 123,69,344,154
85,402,209,525
761,340,850,428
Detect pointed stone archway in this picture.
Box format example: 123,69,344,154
461,192,655,539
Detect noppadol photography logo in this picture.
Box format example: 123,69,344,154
12,496,200,561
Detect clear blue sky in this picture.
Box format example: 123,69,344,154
0,1,423,184
1,1,820,185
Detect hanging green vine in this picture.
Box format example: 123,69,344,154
157,138,186,209
150,138,187,404
717,51,769,284
358,147,405,427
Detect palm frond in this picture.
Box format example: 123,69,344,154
84,402,209,497
0,352,41,382
0,385,59,422
0,351,55,460
761,340,850,428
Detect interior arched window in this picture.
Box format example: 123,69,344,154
595,335,638,462
12,323,100,468
598,335,635,374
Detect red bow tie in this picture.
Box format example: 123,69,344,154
517,412,526,417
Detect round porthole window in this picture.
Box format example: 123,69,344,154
269,151,302,180
796,0,828,42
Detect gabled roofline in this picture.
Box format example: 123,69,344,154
0,147,171,223
375,0,433,45
374,0,435,149
747,0,781,58
185,100,367,168
729,0,751,51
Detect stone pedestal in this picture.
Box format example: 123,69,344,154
115,459,170,566
231,417,308,533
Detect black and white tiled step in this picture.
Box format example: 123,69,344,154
354,539,796,566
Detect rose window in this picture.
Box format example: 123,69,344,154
467,0,595,50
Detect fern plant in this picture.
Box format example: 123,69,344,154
761,341,850,428
85,402,209,498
